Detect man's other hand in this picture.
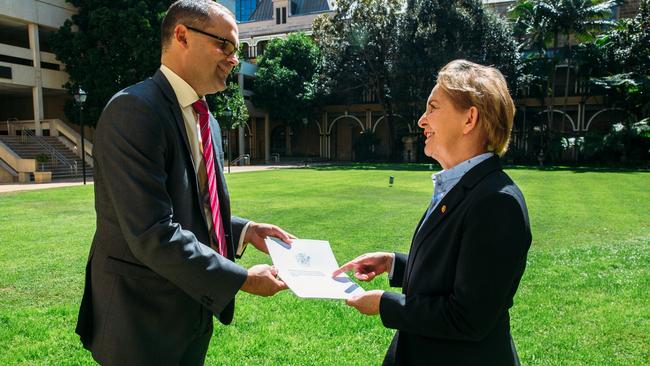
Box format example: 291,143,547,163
244,222,295,254
240,264,288,297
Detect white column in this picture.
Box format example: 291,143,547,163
264,113,270,162
238,126,245,157
366,110,372,130
285,125,291,156
237,72,246,159
322,112,330,158
28,23,43,136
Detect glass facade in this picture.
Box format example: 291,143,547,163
236,0,257,22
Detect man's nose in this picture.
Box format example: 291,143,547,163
228,53,239,66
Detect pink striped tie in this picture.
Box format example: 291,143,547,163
192,100,227,257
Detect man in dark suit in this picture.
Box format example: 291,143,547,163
334,60,532,365
76,1,294,364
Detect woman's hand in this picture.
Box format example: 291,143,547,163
346,290,385,315
332,252,394,281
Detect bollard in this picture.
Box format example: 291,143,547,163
389,176,394,187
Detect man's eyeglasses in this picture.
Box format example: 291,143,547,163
185,25,237,57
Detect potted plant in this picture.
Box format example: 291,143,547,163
34,154,52,183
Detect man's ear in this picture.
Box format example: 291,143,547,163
174,24,189,48
463,106,479,135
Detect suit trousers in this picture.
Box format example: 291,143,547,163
179,307,213,366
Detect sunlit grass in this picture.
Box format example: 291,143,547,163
0,166,648,365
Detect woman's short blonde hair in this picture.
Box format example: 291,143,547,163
436,59,515,156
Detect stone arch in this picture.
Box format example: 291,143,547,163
371,114,412,133
327,114,365,134
585,108,637,131
536,109,577,132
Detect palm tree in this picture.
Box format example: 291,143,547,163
509,0,616,161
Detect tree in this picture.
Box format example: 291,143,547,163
509,0,616,160
571,0,650,164
589,0,650,117
312,0,519,160
312,0,401,104
394,0,520,148
207,81,249,165
312,0,402,156
208,82,249,130
52,0,172,127
252,33,320,126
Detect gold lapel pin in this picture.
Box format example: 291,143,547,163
441,205,447,213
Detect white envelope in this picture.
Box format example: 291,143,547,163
265,237,365,299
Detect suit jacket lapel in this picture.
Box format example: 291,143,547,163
404,156,503,287
151,70,209,229
152,71,194,166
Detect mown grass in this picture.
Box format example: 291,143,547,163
0,166,648,365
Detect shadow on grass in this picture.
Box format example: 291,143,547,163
505,165,650,173
305,162,650,173
307,162,440,172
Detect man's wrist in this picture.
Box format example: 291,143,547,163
387,252,396,279
236,221,254,257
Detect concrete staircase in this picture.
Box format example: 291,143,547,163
0,135,92,181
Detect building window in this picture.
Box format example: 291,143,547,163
275,7,287,24
237,0,257,22
0,65,12,79
0,20,29,49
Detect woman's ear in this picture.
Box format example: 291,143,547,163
463,106,479,135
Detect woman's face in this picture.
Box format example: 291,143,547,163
418,85,468,169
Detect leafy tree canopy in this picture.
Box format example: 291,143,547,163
395,0,520,120
208,81,249,130
252,33,320,126
312,0,402,108
52,0,173,127
588,0,650,117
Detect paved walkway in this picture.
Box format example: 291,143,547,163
0,164,303,194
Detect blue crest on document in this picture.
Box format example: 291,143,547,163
295,253,311,266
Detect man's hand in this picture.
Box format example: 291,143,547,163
332,252,394,281
240,264,288,297
346,290,384,315
244,222,295,254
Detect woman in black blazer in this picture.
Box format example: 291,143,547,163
334,60,532,365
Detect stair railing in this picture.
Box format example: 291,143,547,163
231,154,250,166
21,126,79,178
6,118,19,136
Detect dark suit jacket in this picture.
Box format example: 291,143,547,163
380,156,532,365
75,70,249,364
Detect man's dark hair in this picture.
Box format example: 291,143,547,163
161,0,233,51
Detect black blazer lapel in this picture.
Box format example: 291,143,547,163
404,156,503,286
404,185,467,287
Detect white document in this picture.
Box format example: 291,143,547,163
265,237,365,299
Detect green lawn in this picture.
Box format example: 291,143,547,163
0,166,648,365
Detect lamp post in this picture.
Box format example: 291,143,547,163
223,107,233,174
74,87,87,184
